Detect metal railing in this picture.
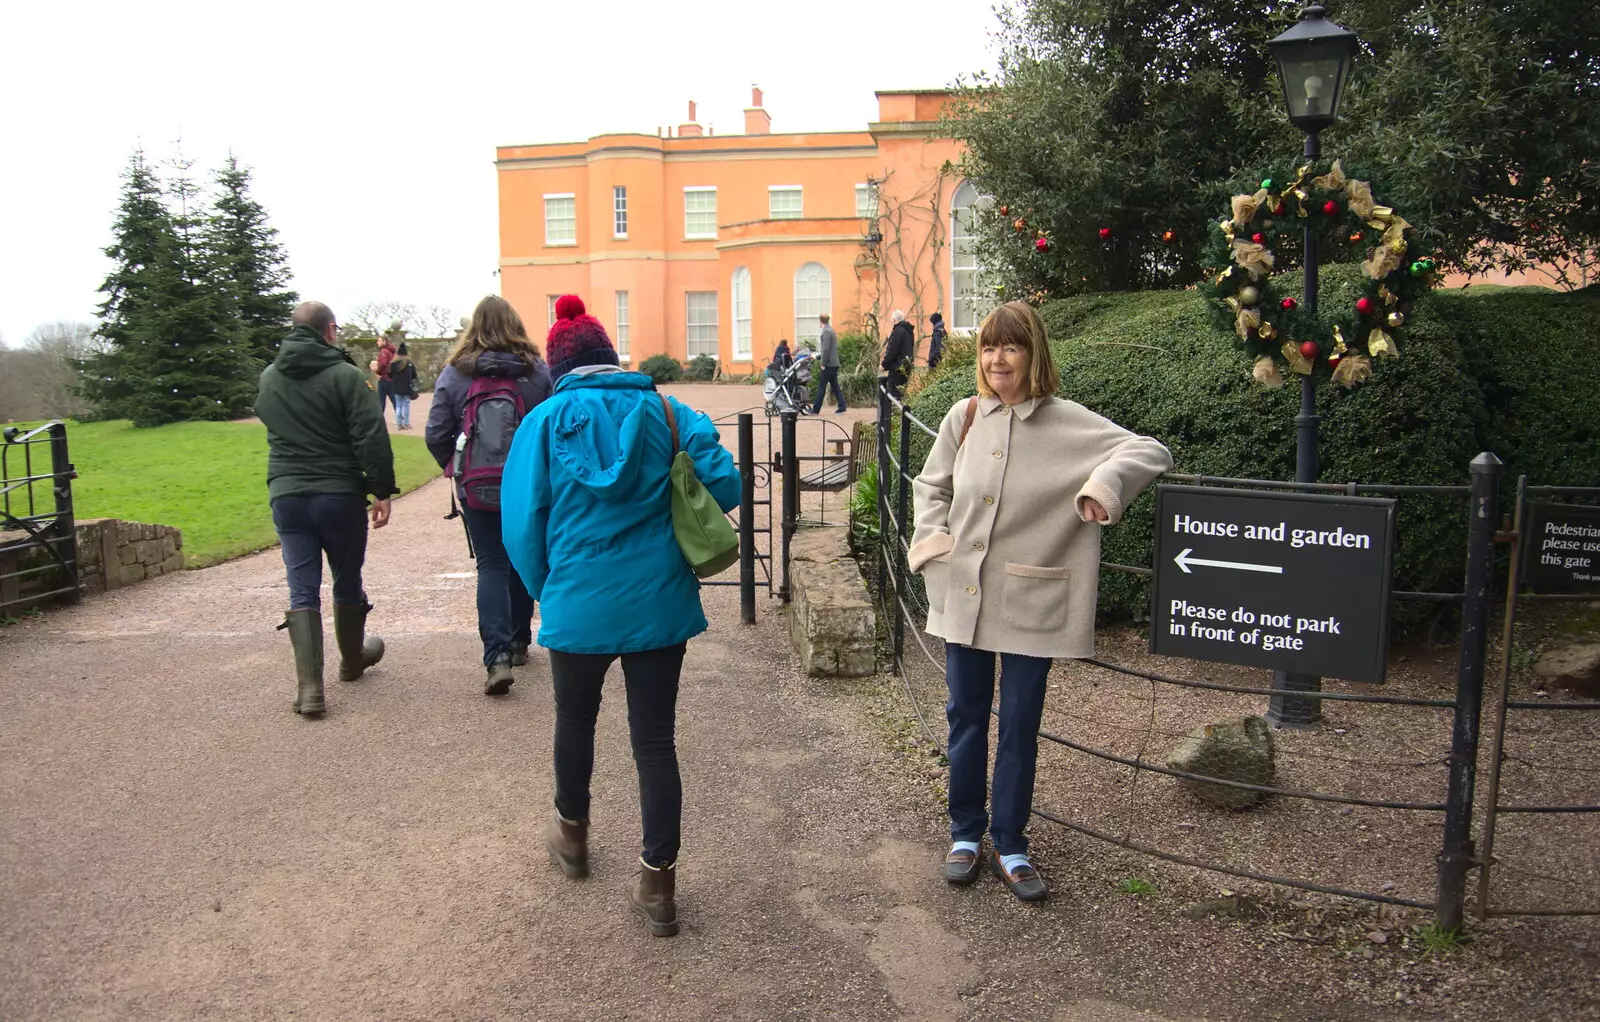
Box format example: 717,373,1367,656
1,421,80,613
866,384,1597,931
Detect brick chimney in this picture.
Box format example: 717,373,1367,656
744,86,771,135
678,100,704,138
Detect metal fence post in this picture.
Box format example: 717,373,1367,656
1437,451,1501,932
1474,473,1526,919
738,413,756,625
779,411,798,604
876,386,890,557
49,422,79,604
893,396,912,665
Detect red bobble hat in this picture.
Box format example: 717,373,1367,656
546,295,619,381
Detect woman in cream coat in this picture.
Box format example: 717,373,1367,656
908,301,1172,901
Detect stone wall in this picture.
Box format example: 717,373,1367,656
787,526,876,678
0,518,183,613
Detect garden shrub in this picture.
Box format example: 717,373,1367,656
685,354,719,382
640,354,682,384
904,268,1597,626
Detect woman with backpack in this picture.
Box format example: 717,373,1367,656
425,295,553,694
389,344,420,430
499,294,740,938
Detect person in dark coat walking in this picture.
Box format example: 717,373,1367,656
927,312,947,371
256,301,395,718
389,343,419,429
426,295,553,694
881,309,915,401
811,314,846,414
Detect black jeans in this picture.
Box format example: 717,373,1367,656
271,493,369,611
811,365,846,413
884,369,908,403
462,506,534,665
376,379,395,413
549,643,687,867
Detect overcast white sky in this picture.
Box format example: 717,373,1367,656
0,0,1001,346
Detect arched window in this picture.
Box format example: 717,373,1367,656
794,262,831,347
950,181,992,331
732,267,753,361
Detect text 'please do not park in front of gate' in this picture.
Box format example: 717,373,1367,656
1149,486,1399,685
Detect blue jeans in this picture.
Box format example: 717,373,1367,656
945,642,1052,856
393,394,412,428
377,379,395,413
462,506,534,665
811,365,846,413
272,494,370,611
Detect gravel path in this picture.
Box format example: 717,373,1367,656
4,391,1594,1020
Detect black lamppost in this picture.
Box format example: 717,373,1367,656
1266,4,1360,728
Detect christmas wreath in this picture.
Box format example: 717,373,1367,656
1201,159,1437,388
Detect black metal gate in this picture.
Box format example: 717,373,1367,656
1,421,80,614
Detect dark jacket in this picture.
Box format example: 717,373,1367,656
425,350,554,470
389,356,419,398
928,322,946,370
770,341,793,372
818,325,840,368
257,325,396,500
882,320,915,374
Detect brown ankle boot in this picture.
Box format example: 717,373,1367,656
631,859,679,937
545,817,588,879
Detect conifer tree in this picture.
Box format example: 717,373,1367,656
80,148,258,426
78,148,174,421
206,155,298,366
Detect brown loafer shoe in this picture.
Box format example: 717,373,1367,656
941,844,982,885
990,851,1049,902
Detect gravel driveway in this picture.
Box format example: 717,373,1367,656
3,408,1593,1020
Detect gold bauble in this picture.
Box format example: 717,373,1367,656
1386,311,1405,328
1238,285,1261,306
1259,321,1277,340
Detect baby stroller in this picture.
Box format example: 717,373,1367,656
763,349,816,416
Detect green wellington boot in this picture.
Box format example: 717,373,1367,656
284,609,326,716
332,603,385,681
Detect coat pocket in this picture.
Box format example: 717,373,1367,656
921,557,952,613
1002,562,1071,632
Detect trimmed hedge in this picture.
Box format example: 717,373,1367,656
640,354,682,384
905,270,1600,625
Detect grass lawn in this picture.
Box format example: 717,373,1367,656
17,420,441,567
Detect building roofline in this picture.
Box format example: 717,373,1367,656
873,88,960,96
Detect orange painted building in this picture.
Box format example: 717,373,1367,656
495,89,980,370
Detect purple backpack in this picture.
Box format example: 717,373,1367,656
447,375,527,510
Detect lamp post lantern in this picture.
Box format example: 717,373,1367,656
1266,4,1360,728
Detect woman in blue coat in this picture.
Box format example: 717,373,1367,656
500,295,739,938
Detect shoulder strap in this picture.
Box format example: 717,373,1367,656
958,397,978,447
658,394,680,455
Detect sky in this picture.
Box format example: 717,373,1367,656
0,0,1002,346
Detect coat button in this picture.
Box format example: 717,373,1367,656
965,586,977,595
984,496,994,505
972,541,985,551
992,450,1003,459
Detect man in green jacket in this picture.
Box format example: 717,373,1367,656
256,301,396,717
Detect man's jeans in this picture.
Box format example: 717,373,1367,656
272,494,370,611
548,643,687,867
812,365,846,413
376,378,395,413
462,506,534,666
944,642,1052,856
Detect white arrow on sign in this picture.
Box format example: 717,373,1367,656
1174,548,1284,575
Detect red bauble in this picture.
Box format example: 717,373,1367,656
1356,297,1374,316
1299,341,1319,359
1098,227,1112,240
1035,237,1050,252
998,205,1009,216
1323,200,1340,217
1160,229,1176,244
1272,202,1285,216
1281,297,1298,311
1251,232,1266,245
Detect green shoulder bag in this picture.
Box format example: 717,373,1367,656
658,395,740,578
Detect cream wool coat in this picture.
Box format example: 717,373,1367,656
908,395,1172,659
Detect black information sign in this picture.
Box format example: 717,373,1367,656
1520,502,1600,592
1150,485,1397,684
